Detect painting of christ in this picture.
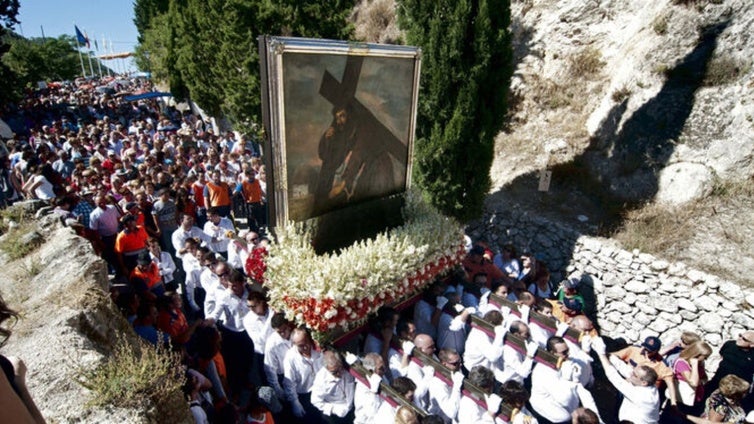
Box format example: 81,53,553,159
261,37,421,229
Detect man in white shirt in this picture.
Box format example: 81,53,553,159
413,281,447,340
284,327,324,422
171,214,211,260
593,337,660,423
529,336,599,424
354,353,386,424
437,292,472,355
243,290,274,387
203,206,234,258
427,348,465,423
457,365,502,424
264,313,294,402
404,334,438,409
200,257,226,319
89,194,121,274
311,351,355,423
463,310,505,380
205,268,254,403
498,320,539,384
148,237,177,292
373,377,416,423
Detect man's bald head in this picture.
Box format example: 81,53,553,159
413,334,436,355
570,315,595,333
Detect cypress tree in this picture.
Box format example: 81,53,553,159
398,0,513,222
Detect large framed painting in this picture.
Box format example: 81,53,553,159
260,36,421,252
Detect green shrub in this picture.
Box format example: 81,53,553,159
79,334,189,422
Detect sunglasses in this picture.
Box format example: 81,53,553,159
739,333,754,344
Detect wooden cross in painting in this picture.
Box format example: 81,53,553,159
318,55,408,186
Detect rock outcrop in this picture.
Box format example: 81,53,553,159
0,219,184,423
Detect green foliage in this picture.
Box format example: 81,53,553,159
133,0,169,44
79,334,189,422
398,0,513,222
133,13,171,81
2,35,82,86
134,0,354,130
0,0,20,105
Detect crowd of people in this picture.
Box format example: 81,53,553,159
1,77,753,424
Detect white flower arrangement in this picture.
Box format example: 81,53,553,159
265,191,465,337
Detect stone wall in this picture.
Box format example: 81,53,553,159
467,206,754,372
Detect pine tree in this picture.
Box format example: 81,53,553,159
398,0,513,222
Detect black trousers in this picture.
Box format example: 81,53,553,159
218,325,255,401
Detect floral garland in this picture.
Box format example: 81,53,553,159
260,191,465,338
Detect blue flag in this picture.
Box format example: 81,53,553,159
74,25,89,48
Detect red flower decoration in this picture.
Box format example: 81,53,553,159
245,247,268,283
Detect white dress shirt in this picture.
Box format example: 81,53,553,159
427,375,461,423
208,287,249,332
463,328,504,374
203,217,234,253
263,331,292,398
438,313,467,355
171,226,211,259
182,254,203,310
373,401,396,424
243,307,274,354
311,367,355,418
457,394,495,424
529,321,553,348
283,348,323,405
498,344,534,384
605,363,660,423
354,376,384,424
530,363,597,423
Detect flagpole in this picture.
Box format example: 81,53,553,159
109,39,116,76
96,51,103,77
87,51,95,77
85,30,95,77
103,35,111,76
74,24,86,78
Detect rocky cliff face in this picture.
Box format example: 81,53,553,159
495,0,754,205
0,217,172,423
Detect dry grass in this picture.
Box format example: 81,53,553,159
611,85,632,103
0,221,43,260
615,177,754,272
351,0,403,44
614,202,697,254
78,333,189,422
704,55,752,87
652,13,669,35
0,205,34,235
568,47,605,78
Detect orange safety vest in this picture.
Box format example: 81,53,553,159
241,179,263,203
205,181,231,207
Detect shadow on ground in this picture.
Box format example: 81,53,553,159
488,20,729,236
